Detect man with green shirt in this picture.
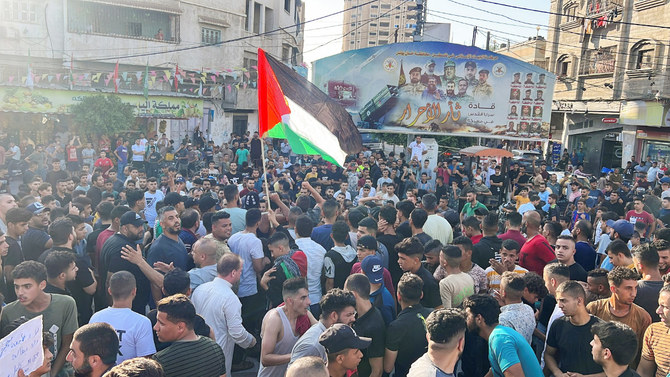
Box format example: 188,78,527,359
461,189,487,222
0,261,78,376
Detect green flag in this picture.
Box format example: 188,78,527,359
143,61,149,99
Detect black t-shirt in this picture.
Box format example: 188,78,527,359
490,174,505,195
517,173,531,186
385,304,433,377
635,280,664,322
22,227,51,261
353,307,386,377
546,315,603,375
568,262,588,282
100,233,151,314
4,236,24,268
472,236,502,269
330,169,344,183
415,266,441,309
538,294,557,327
38,246,96,324
225,171,242,185
44,282,70,296
147,309,211,351
603,200,625,218
377,234,403,287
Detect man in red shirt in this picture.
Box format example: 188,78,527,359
625,196,655,238
518,210,555,275
94,151,114,178
499,211,527,249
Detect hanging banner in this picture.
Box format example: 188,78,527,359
0,87,203,118
312,41,555,140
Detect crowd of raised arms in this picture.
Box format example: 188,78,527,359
1,130,670,377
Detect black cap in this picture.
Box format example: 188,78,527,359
185,197,199,208
199,196,219,212
164,192,186,206
357,235,377,250
120,212,147,227
319,324,371,354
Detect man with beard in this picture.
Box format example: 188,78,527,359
442,60,461,85
444,80,457,101
421,59,442,87
407,308,466,376
65,322,119,377
456,79,473,101
22,202,53,261
100,210,150,314
147,206,188,271
421,77,445,101
472,69,493,101
192,253,257,376
464,61,478,88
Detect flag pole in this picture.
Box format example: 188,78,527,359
259,135,273,226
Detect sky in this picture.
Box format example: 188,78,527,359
302,0,551,66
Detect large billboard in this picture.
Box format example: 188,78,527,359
312,42,555,139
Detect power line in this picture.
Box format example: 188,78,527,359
475,0,670,31
76,0,380,62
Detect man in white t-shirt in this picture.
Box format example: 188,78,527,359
407,136,428,162
89,271,156,363
144,177,165,227
131,139,145,163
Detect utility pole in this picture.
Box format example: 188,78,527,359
413,0,426,42
394,27,399,43
485,31,491,50
471,26,477,46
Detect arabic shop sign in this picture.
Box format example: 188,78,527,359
313,41,556,140
0,87,203,118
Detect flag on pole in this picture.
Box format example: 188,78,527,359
143,61,149,99
69,54,74,90
113,61,119,93
26,49,34,89
174,63,179,91
398,60,406,86
257,48,361,167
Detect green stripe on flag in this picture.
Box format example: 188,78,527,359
266,122,340,166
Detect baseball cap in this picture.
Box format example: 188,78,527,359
357,235,377,251
175,177,186,184
185,197,199,209
660,177,670,184
318,324,371,354
164,192,186,206
120,211,147,227
199,196,219,212
605,219,634,239
27,202,49,215
361,255,383,284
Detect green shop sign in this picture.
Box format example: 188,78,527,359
0,87,203,118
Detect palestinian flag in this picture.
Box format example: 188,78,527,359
257,48,362,166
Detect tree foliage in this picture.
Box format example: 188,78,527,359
70,94,135,136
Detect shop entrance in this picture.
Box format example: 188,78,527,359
601,139,622,169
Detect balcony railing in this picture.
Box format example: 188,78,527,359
579,46,616,75
586,0,623,16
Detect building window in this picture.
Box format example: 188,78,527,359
631,41,654,70
284,0,290,12
201,28,221,44
369,32,376,36
245,0,251,31
380,22,389,27
564,5,577,22
557,55,571,77
379,40,388,45
369,41,376,45
3,1,38,22
67,0,178,42
379,31,389,36
579,46,616,75
243,56,258,84
253,2,261,34
381,3,391,9
265,7,274,32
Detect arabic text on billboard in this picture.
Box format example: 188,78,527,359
312,42,555,139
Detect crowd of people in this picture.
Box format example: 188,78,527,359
1,130,670,377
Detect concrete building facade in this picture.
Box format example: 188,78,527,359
0,0,304,145
341,0,424,51
547,0,670,173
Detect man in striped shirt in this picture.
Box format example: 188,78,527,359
484,239,528,294
638,285,670,377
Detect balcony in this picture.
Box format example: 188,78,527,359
579,46,616,76
586,0,623,16
67,0,180,43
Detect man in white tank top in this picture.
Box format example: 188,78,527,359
258,277,317,377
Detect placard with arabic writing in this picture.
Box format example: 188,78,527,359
312,42,554,140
